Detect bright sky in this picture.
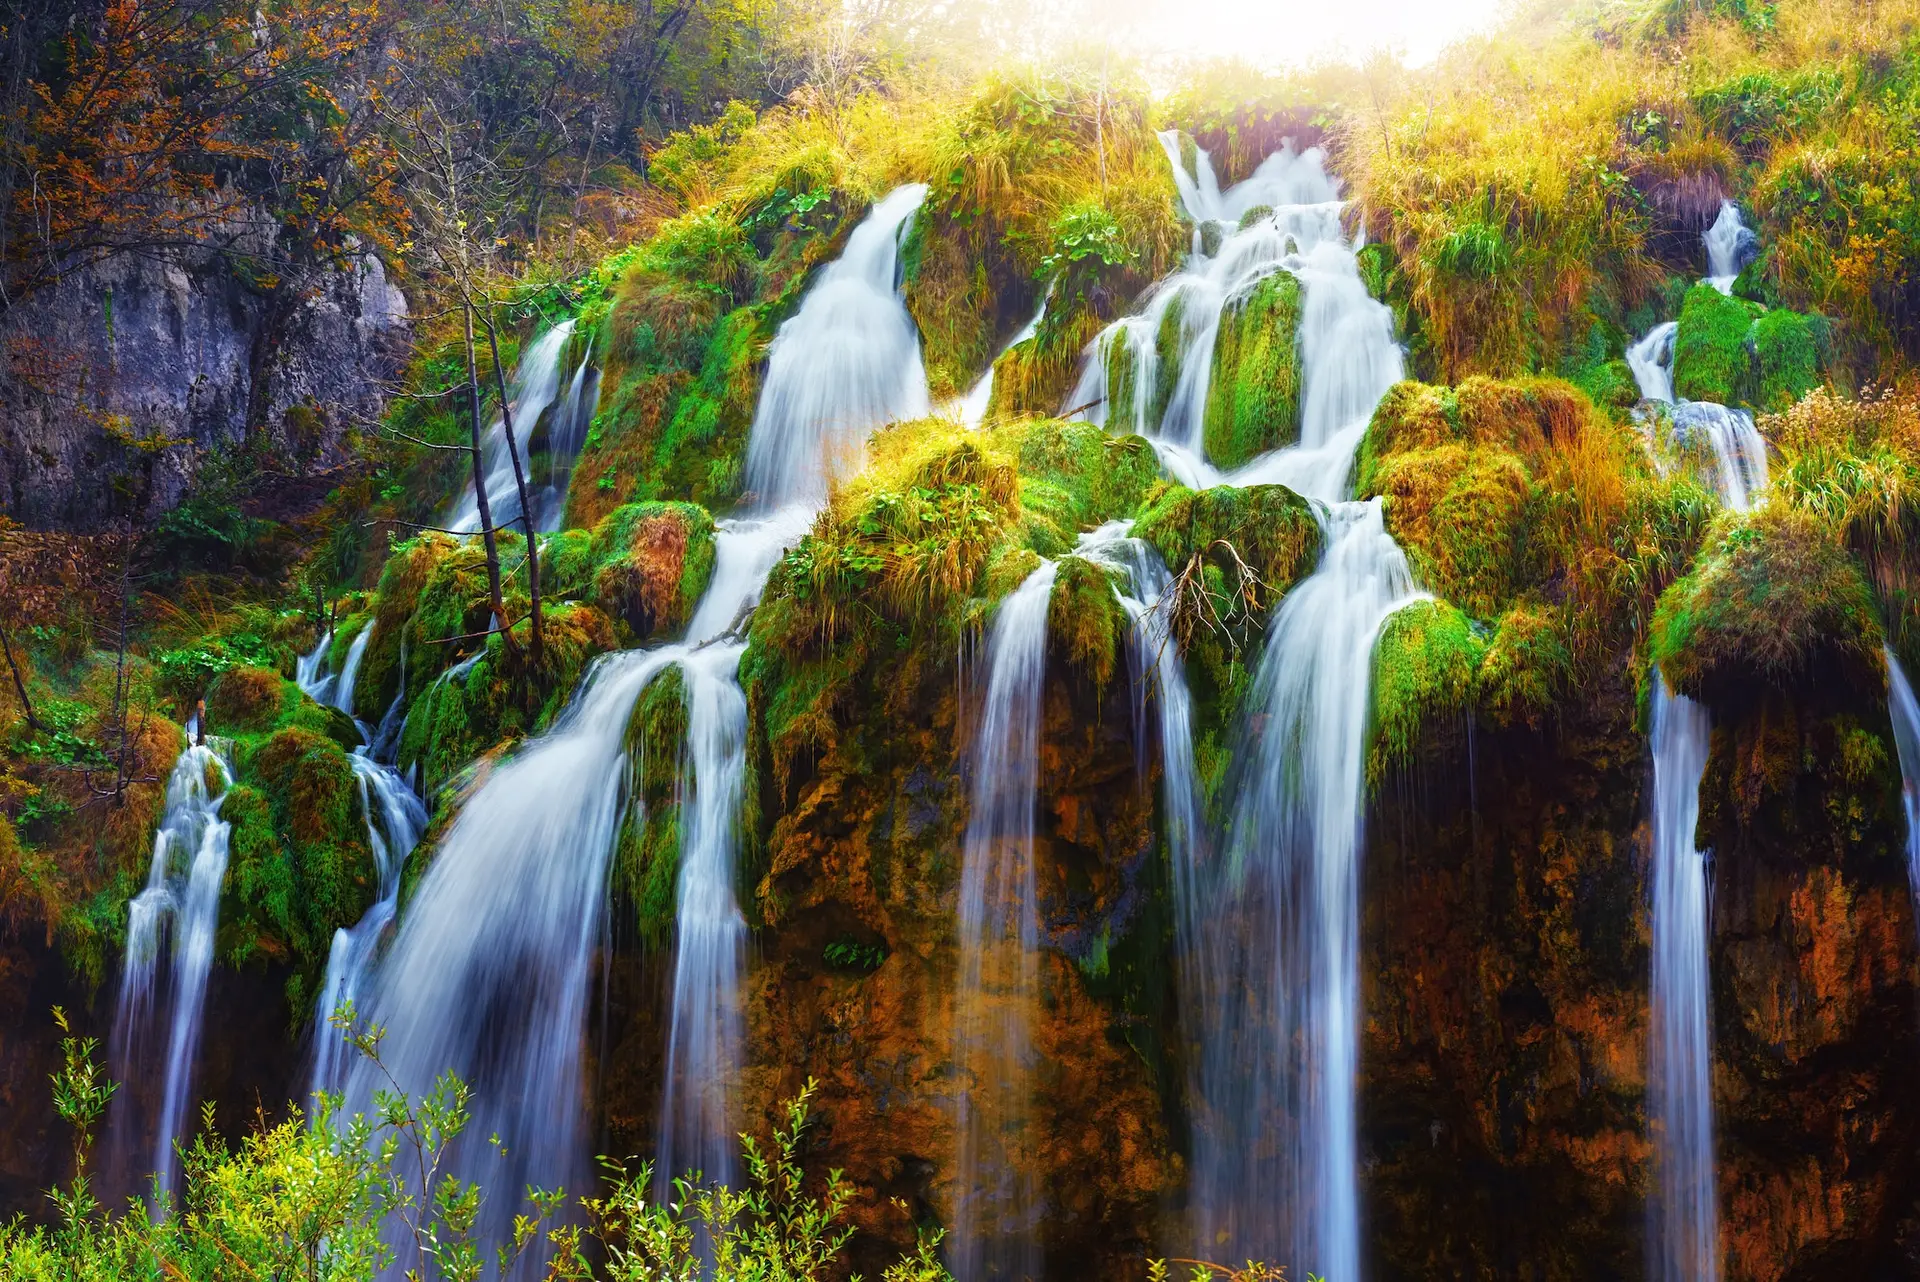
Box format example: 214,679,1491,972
1127,0,1511,69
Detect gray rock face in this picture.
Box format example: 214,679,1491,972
0,234,409,530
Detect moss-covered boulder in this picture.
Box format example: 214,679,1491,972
1673,282,1759,405
1048,556,1127,690
1751,308,1825,411
612,664,688,948
1203,269,1301,468
1367,443,1532,619
996,418,1159,551
1134,482,1322,614
1652,506,1884,707
204,666,291,734
1368,598,1487,783
396,601,618,796
582,502,718,642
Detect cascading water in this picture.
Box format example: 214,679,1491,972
653,639,751,1194
1647,679,1718,1282
742,183,931,506
1627,320,1769,509
953,292,1048,429
1072,136,1413,1276
447,321,584,535
333,186,932,1267
1066,137,1345,479
950,559,1058,1282
1703,202,1755,296
1886,651,1920,927
106,729,234,1206
1630,206,1771,1282
299,632,429,1103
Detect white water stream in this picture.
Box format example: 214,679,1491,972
107,728,234,1208
448,320,597,535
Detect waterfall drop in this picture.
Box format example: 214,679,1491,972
951,560,1058,1282
743,183,931,507
106,731,234,1208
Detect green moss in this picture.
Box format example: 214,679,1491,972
1134,483,1323,611
1751,308,1824,411
1203,270,1301,468
1476,601,1574,730
585,502,719,641
204,666,292,734
1367,443,1532,619
997,418,1159,537
1651,506,1885,707
1368,599,1487,784
231,727,374,971
395,602,617,797
1049,557,1126,689
1672,283,1758,405
613,665,688,948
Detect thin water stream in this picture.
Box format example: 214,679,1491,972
106,728,234,1208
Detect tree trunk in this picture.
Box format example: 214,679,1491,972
0,624,40,733
462,300,521,664
481,311,545,668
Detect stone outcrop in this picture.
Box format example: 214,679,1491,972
0,228,408,530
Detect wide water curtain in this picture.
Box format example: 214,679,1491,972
952,561,1058,1281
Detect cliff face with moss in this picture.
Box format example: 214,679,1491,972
8,2,1920,1278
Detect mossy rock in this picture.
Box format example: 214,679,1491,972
1368,598,1487,784
1672,283,1759,405
235,727,376,964
584,502,718,641
1104,293,1186,433
396,601,619,797
1751,308,1825,411
613,664,688,948
1475,601,1575,731
1356,376,1588,492
1651,506,1885,708
1135,482,1322,634
204,666,291,734
997,419,1160,544
1366,442,1532,619
217,783,297,965
1049,557,1127,690
1203,270,1301,468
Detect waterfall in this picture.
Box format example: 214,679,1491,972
952,291,1048,429
447,320,580,535
297,629,336,707
338,646,681,1260
1703,202,1755,296
308,751,427,1102
1066,138,1344,471
742,183,931,507
331,187,930,1263
1631,206,1771,1282
333,626,373,721
654,639,751,1195
1205,502,1425,1277
1068,136,1415,1276
540,358,600,531
107,729,234,1207
1628,314,1768,509
1647,680,1718,1282
951,560,1058,1282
